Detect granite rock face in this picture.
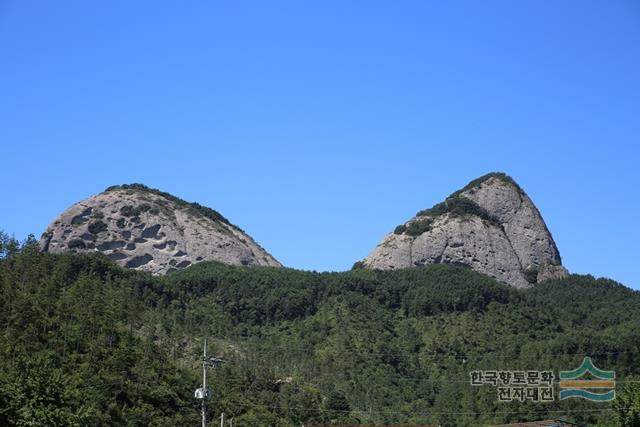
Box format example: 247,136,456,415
40,184,281,274
360,173,567,288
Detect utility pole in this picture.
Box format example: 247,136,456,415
195,338,223,427
202,340,209,427
195,338,211,427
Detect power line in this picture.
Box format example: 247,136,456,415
215,399,625,416
199,339,640,362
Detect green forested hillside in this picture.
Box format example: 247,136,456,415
1,237,639,426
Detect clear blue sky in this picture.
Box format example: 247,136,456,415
1,1,639,288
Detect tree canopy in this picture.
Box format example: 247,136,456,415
0,233,638,426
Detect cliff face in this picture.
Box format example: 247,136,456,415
360,173,567,288
40,184,281,274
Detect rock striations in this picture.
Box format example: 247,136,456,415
360,173,568,288
40,184,281,274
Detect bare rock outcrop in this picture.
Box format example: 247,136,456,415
360,173,567,288
40,184,281,274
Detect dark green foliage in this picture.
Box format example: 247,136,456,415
1,232,38,260
21,234,39,253
405,217,434,236
393,224,406,234
116,218,126,228
87,220,107,234
0,231,20,259
395,179,506,236
0,237,638,426
107,183,234,228
0,249,199,426
449,171,525,199
416,196,499,226
67,238,86,249
119,205,139,217
614,378,640,426
398,172,523,236
351,260,365,269
119,203,153,219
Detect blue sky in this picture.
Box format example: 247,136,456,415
1,1,639,288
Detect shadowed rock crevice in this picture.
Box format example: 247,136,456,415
96,241,126,251
125,254,153,268
141,224,161,238
70,207,93,225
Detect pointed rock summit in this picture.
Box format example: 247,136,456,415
40,184,281,274
360,173,567,288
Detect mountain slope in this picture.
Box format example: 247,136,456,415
360,172,567,288
39,183,281,274
1,249,637,426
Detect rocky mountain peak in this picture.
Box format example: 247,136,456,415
40,184,281,274
360,172,567,288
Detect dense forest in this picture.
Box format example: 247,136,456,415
1,232,639,426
